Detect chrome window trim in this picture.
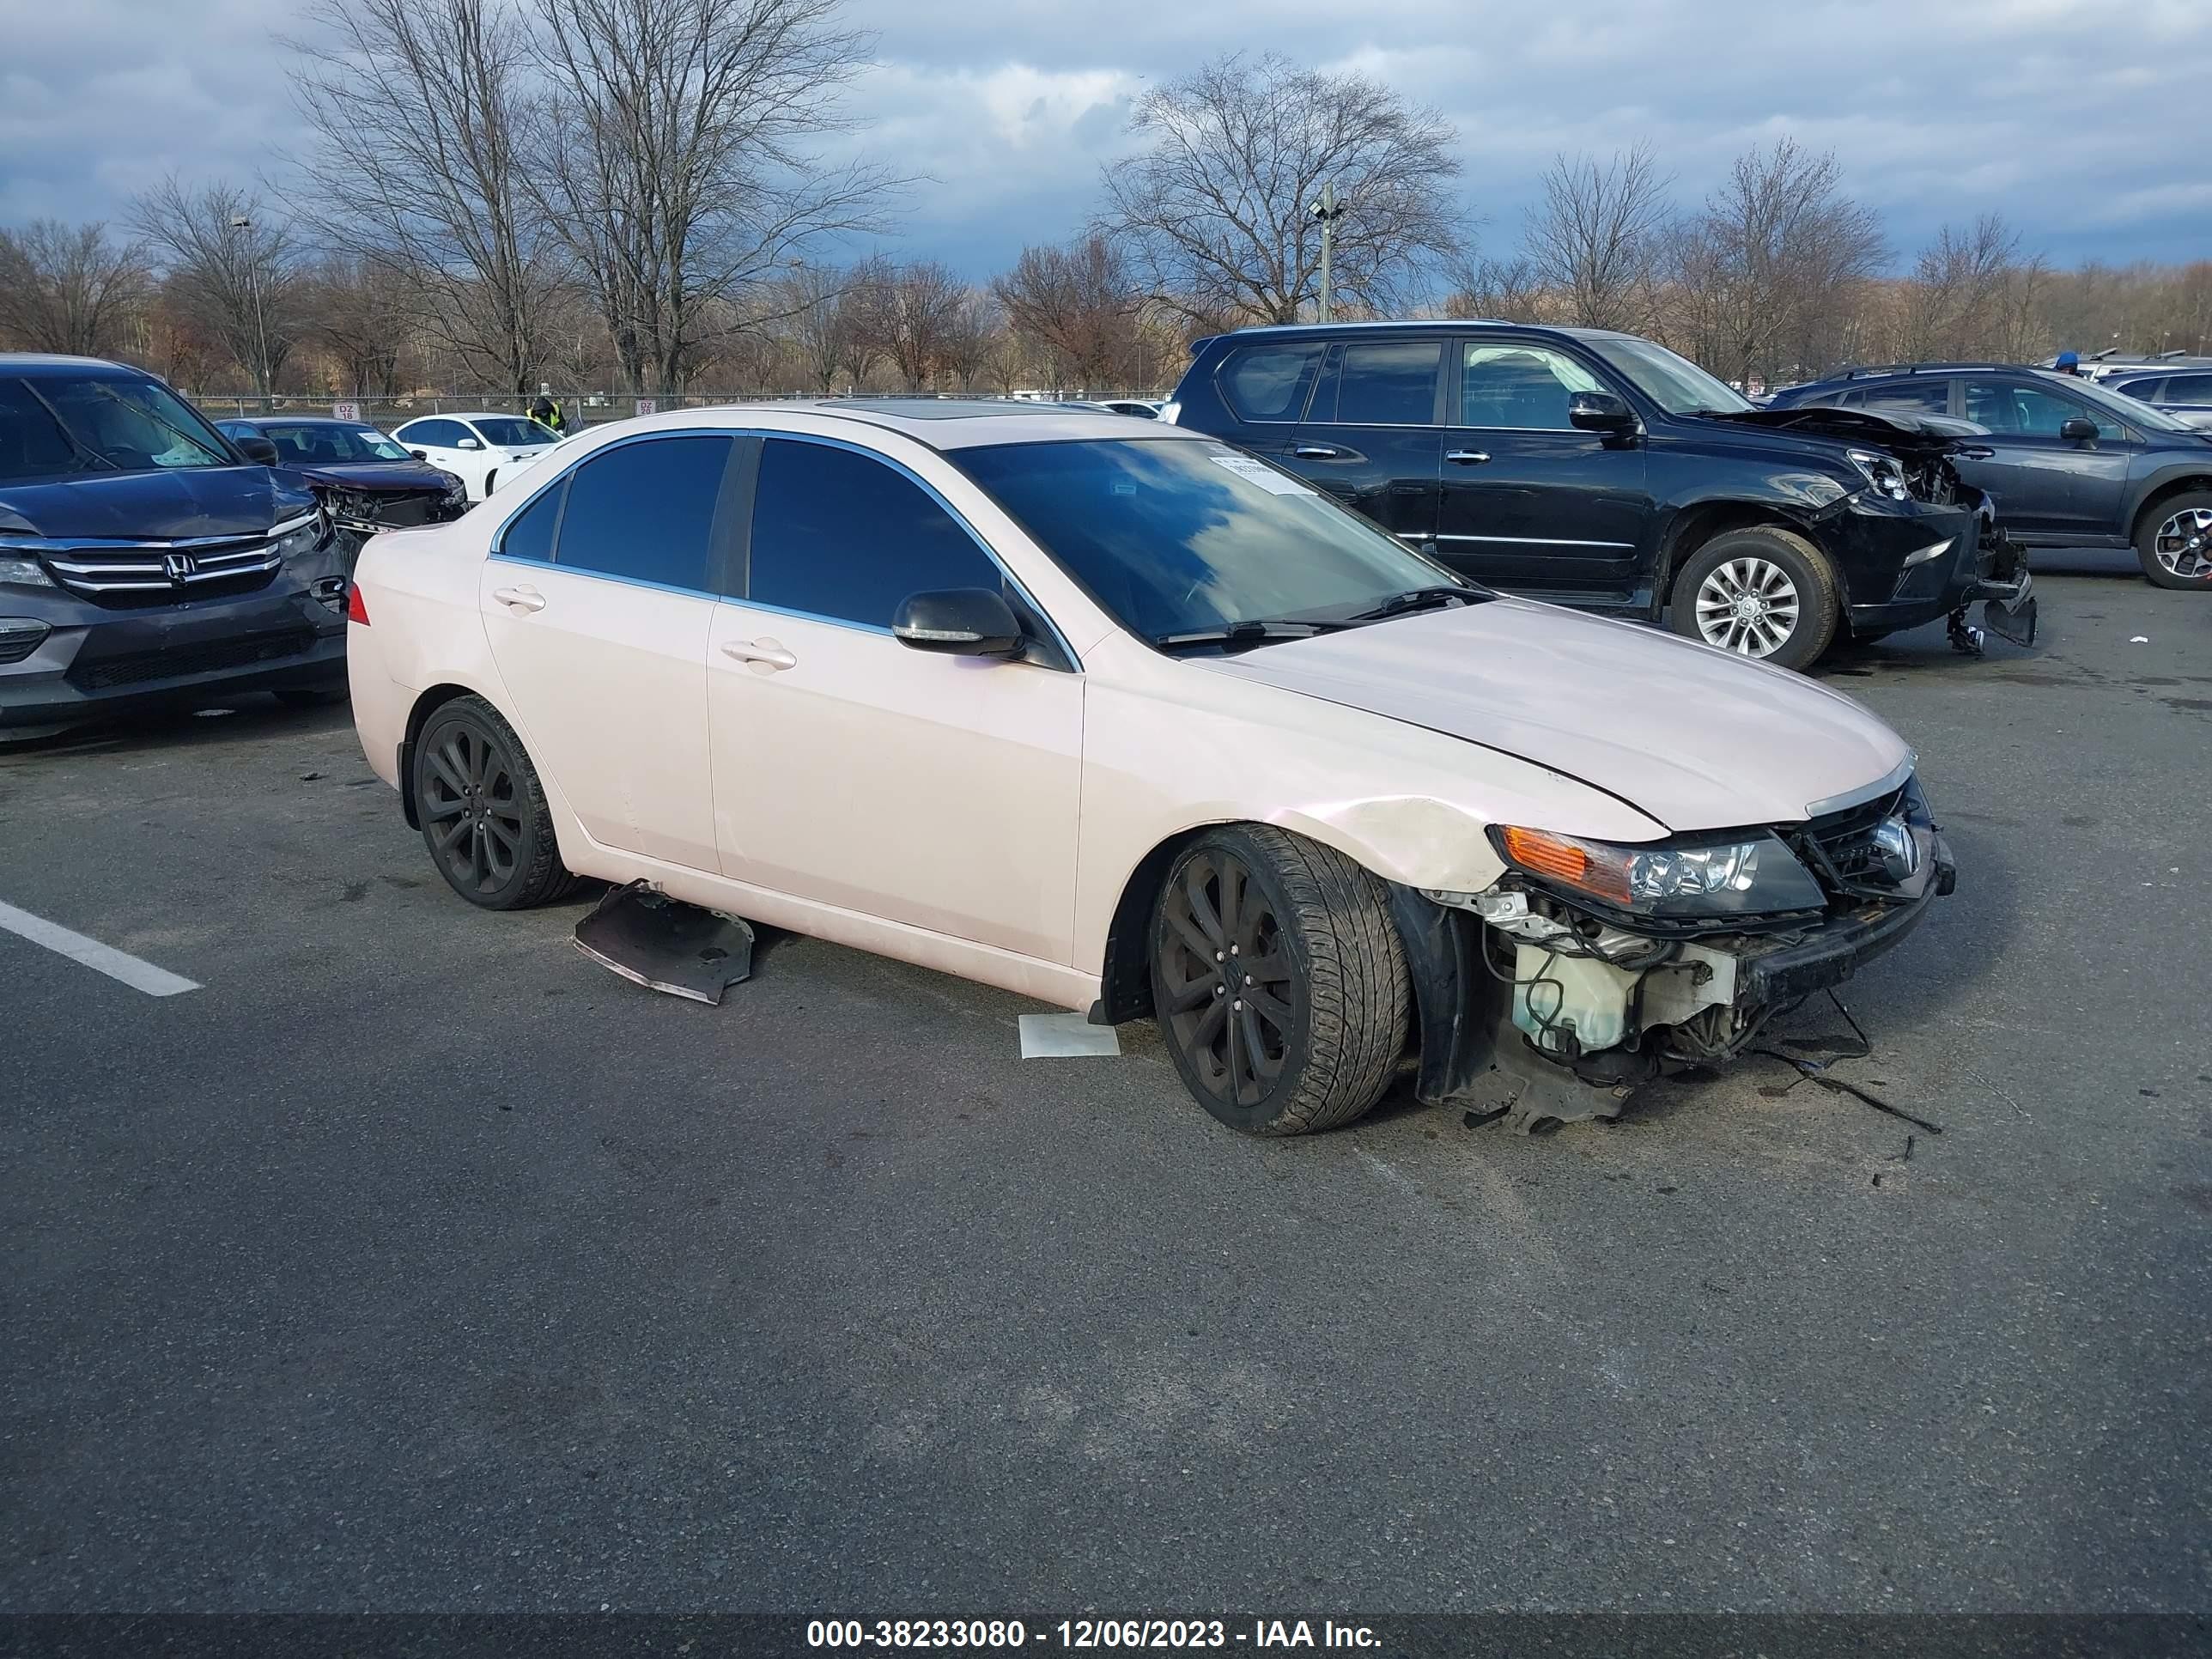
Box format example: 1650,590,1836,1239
1434,532,1636,549
486,423,1081,670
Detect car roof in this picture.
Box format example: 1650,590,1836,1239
0,353,160,381
548,398,1207,453
1194,319,1633,347
398,410,537,422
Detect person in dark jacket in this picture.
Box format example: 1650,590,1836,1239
529,391,569,434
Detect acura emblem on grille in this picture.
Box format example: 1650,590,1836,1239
163,552,197,582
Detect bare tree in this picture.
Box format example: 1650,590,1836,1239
304,256,418,397
290,0,565,396
1097,52,1462,326
0,221,152,358
776,260,850,393
1899,216,2024,361
1522,144,1672,332
938,290,996,393
1664,139,1886,387
1440,252,1547,322
878,261,967,391
129,178,304,393
833,254,894,391
993,234,1136,389
525,0,898,395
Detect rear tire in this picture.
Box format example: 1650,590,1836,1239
1667,526,1839,671
413,695,574,909
1148,825,1408,1136
2135,492,2212,589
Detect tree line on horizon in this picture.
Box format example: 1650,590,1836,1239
3,3,2207,405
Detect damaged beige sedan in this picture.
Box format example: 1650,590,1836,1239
348,401,1953,1135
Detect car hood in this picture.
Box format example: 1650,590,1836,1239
284,459,454,492
1710,404,1981,459
0,466,316,540
1197,599,1911,833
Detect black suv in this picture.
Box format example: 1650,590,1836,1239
0,356,349,738
1168,323,2032,669
1767,363,2212,589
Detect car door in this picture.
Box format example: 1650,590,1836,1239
477,433,738,872
395,417,477,490
708,434,1083,964
1435,337,1650,596
1255,338,1443,544
1960,378,2134,539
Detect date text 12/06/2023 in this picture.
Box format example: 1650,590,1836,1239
805,1619,1384,1650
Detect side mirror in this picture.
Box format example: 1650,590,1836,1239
891,588,1024,659
236,435,280,466
456,436,483,451
1568,391,1638,434
409,449,428,462
2059,416,2099,443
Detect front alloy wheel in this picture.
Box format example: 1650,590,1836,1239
2142,501,2212,588
1147,825,1408,1136
1694,556,1802,658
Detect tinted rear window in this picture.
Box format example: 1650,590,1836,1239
554,435,732,590
1217,342,1325,422
1319,341,1441,425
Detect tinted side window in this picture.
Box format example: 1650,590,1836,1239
2113,377,2166,403
1459,343,1602,429
404,419,464,447
1218,342,1325,422
1318,341,1442,424
1859,380,1950,415
1966,380,2122,440
554,435,731,590
498,478,564,563
749,439,1001,629
2161,374,2212,402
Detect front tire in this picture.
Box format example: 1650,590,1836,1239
1148,825,1408,1136
1668,526,1839,671
2136,493,2212,589
413,696,573,909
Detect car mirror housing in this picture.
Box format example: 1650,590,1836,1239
456,436,483,451
236,435,280,466
891,588,1025,659
1568,391,1638,434
410,449,429,462
2059,416,2099,443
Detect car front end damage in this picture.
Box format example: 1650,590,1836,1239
1389,769,1954,1132
1722,405,2038,651
305,473,471,574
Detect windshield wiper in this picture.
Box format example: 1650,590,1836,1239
1345,584,1488,623
1152,618,1352,654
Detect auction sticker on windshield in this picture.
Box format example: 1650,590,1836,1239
1208,453,1313,495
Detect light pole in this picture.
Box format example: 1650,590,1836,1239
229,215,270,399
1309,181,1347,324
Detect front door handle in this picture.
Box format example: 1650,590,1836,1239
1445,450,1492,465
1292,444,1343,459
721,638,797,671
492,585,546,612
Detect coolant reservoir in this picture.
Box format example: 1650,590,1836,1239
1512,945,1639,1057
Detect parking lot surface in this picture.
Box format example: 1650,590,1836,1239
3,564,2209,1613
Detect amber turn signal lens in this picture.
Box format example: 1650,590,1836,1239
1499,826,1588,883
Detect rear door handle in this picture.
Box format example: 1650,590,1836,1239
1292,444,1343,459
721,638,797,671
492,585,545,613
1446,450,1492,465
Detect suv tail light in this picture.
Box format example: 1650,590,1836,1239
345,582,370,625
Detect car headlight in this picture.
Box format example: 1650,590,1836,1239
0,552,58,588
438,471,467,505
1488,823,1826,920
270,509,326,561
1845,448,1910,501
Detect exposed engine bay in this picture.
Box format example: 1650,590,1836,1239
318,482,469,574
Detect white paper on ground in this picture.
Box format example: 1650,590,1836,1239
1018,1012,1122,1059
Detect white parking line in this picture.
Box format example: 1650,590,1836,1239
0,900,201,998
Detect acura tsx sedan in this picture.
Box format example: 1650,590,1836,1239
348,400,1954,1136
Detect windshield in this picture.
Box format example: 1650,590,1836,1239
473,417,557,447
1585,335,1754,416
0,374,233,482
951,439,1468,644
236,423,415,465
2056,372,2192,434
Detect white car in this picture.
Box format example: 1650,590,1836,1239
388,412,561,501
347,400,1951,1138
489,424,598,495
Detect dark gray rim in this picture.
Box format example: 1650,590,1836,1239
422,720,526,896
1158,849,1295,1107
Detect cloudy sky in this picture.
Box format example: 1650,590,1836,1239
2,0,2205,276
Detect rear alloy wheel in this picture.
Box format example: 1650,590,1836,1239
1668,526,1839,671
1148,825,1407,1136
413,696,573,909
2136,493,2212,590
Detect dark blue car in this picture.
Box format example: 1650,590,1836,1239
214,416,469,569
0,356,351,738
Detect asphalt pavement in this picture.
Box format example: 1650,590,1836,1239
2,562,2208,1615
